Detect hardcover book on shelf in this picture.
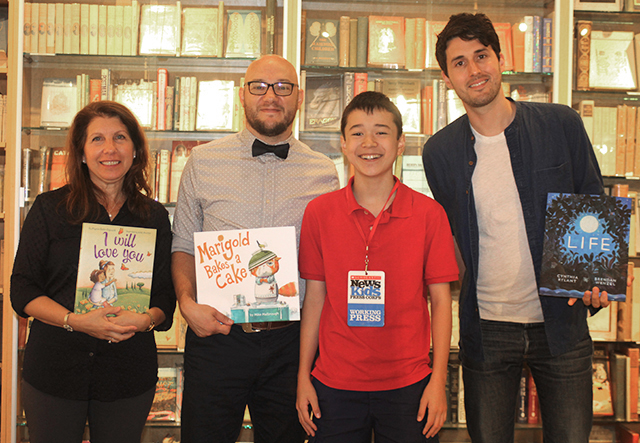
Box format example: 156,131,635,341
401,155,432,198
73,223,157,314
592,347,614,416
181,7,219,57
196,80,234,131
493,23,514,72
589,30,637,90
367,16,405,68
225,10,261,58
303,74,343,132
147,367,179,421
194,226,301,324
169,140,199,203
40,78,78,128
539,193,631,301
305,18,339,66
425,21,446,69
382,78,421,133
49,148,67,190
138,3,181,56
114,80,154,128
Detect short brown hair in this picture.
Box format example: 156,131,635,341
436,13,501,77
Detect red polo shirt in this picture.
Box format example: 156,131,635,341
299,177,459,391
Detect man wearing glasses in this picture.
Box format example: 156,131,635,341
172,55,339,443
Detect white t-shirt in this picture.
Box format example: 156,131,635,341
471,126,544,323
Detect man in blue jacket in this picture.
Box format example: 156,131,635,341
423,12,608,443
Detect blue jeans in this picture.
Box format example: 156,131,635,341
310,375,438,443
461,320,593,443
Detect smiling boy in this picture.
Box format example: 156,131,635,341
296,91,458,442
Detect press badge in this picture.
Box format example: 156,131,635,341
347,271,385,327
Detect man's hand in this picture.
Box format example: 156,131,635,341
179,297,234,336
568,286,609,308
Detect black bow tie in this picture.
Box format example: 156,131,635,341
252,139,289,160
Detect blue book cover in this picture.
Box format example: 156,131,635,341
539,193,631,301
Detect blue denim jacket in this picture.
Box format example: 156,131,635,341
423,99,604,361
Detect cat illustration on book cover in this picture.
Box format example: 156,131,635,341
248,241,297,303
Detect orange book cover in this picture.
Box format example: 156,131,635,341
493,22,514,72
90,79,101,103
368,16,405,68
512,22,525,73
49,148,68,190
354,72,368,96
421,85,433,136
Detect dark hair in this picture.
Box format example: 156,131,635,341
64,101,152,224
340,91,403,138
435,13,501,77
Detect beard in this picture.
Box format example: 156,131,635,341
244,101,297,138
457,76,503,109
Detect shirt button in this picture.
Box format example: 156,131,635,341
89,352,94,357
369,226,373,230
364,211,369,215
468,161,474,166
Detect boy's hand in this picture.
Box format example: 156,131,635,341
418,378,447,438
296,376,320,436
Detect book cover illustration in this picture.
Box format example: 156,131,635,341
592,349,613,416
194,226,300,323
303,74,343,132
305,18,339,66
74,223,157,314
539,193,631,301
147,367,179,421
225,10,261,58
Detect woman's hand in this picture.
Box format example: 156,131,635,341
68,304,137,343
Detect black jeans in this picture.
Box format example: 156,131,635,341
22,380,155,443
181,322,306,443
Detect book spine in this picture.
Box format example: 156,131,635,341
216,1,224,57
63,3,72,54
38,2,47,54
354,72,368,96
527,373,539,424
626,106,637,176
512,22,525,73
157,149,170,204
80,3,89,55
24,3,32,53
349,18,358,68
523,16,533,73
415,18,426,70
300,9,306,65
516,367,528,423
31,3,39,54
404,18,416,70
343,72,354,107
89,79,101,103
356,17,368,68
157,68,168,131
189,77,197,131
448,361,459,423
106,5,116,55
576,21,592,91
542,17,553,73
173,77,180,131
55,3,64,54
98,4,107,55
88,4,98,55
100,68,111,101
532,16,542,73
46,3,56,54
131,0,139,55
617,105,628,176
114,5,124,56
122,5,132,56
165,86,174,131
339,16,350,68
265,0,275,54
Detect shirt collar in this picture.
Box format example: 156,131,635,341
345,176,412,219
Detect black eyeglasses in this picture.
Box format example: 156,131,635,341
246,81,297,96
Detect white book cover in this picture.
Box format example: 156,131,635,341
590,30,637,90
98,4,107,55
194,227,300,323
41,78,78,127
196,80,234,130
88,4,98,55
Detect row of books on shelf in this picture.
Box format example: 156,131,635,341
592,344,640,422
301,71,549,135
41,69,245,132
575,21,640,91
580,103,640,178
302,14,552,74
23,0,274,58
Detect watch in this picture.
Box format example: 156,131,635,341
143,311,156,332
63,312,74,332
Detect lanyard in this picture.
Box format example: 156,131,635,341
352,180,400,274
